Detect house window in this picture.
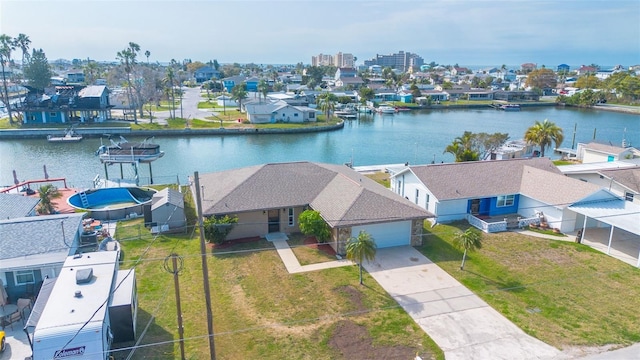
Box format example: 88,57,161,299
415,189,419,204
497,194,515,207
14,270,35,285
625,192,634,202
309,112,315,119
50,112,57,117
294,113,298,117
425,194,430,211
397,180,402,195
288,208,294,226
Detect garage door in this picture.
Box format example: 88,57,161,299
351,221,411,248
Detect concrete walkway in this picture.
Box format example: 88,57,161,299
363,246,564,360
266,233,353,274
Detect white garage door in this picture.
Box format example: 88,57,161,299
351,221,411,248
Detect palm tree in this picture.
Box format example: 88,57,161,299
231,83,247,111
453,227,482,270
443,131,479,162
37,184,62,215
83,60,99,85
257,79,269,102
524,119,564,157
0,34,15,125
144,50,150,64
163,67,176,120
13,33,31,67
116,42,140,124
345,230,377,285
317,92,336,122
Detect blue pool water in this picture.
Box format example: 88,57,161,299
67,187,156,220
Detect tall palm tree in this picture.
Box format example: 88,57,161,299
144,50,151,64
0,34,15,125
345,230,377,285
13,33,31,67
443,131,479,162
231,83,247,111
524,119,564,157
453,227,482,270
163,67,176,120
37,184,62,215
83,60,99,85
116,42,140,124
257,79,269,102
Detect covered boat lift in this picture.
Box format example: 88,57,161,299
569,198,640,267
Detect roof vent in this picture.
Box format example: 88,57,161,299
76,268,93,284
74,291,83,298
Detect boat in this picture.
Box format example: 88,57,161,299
47,127,83,143
499,104,521,111
334,106,358,119
96,136,164,164
376,105,397,114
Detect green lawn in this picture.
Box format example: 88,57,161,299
112,190,443,359
420,222,640,349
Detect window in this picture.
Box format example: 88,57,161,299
288,208,294,226
49,112,57,117
14,270,35,285
309,112,315,119
497,194,515,207
625,192,634,202
397,180,402,195
294,113,298,117
425,194,430,211
415,189,419,204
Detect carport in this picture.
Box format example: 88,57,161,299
569,199,640,267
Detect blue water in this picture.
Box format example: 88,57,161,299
1,107,638,188
68,188,152,209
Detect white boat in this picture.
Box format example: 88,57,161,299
96,136,164,164
500,104,521,111
377,105,397,114
47,127,83,143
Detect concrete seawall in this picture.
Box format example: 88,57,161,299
0,121,345,139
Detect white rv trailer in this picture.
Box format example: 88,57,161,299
29,251,136,360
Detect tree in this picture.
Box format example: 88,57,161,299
358,86,374,104
524,119,564,157
345,230,377,285
203,215,238,244
453,227,482,270
0,34,15,124
13,33,31,67
163,66,176,119
144,50,150,64
575,75,601,89
37,184,62,215
410,83,421,102
298,210,331,243
257,79,269,102
444,131,480,162
23,49,52,91
116,42,141,124
525,68,557,90
83,60,100,85
317,92,337,122
231,83,247,110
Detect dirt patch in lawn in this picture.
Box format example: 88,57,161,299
303,236,337,257
334,285,366,312
328,320,421,360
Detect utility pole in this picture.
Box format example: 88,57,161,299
163,254,185,360
194,172,216,360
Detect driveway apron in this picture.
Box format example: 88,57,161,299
364,246,564,360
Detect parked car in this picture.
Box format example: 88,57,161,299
0,330,5,352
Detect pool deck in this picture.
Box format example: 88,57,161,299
25,187,78,214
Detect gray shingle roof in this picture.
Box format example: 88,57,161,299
152,188,184,210
583,142,627,155
0,213,85,261
600,168,640,193
197,162,432,227
519,166,602,207
407,158,561,200
78,85,107,98
0,193,40,219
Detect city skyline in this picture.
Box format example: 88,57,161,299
1,0,639,68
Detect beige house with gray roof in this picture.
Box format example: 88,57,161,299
577,142,638,164
195,162,433,254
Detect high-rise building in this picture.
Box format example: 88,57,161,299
311,52,355,67
311,53,334,67
363,51,424,72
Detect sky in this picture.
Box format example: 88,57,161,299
1,0,639,68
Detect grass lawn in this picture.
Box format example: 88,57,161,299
112,192,443,359
420,222,640,350
364,172,390,188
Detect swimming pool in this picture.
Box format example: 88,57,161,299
68,187,156,220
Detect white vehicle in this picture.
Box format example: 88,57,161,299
27,251,136,360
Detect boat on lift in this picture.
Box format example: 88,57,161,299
96,136,164,164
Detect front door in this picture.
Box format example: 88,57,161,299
268,209,280,233
470,199,480,215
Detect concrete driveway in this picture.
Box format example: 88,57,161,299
364,246,563,360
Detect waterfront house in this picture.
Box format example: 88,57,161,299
576,65,598,76
560,162,640,206
389,158,612,234
493,90,540,101
18,85,112,124
245,102,317,124
577,142,639,163
215,95,237,107
0,193,40,219
0,213,85,300
194,162,433,255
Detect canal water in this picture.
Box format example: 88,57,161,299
1,107,638,188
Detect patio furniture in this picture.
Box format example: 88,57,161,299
0,304,20,330
17,298,32,321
